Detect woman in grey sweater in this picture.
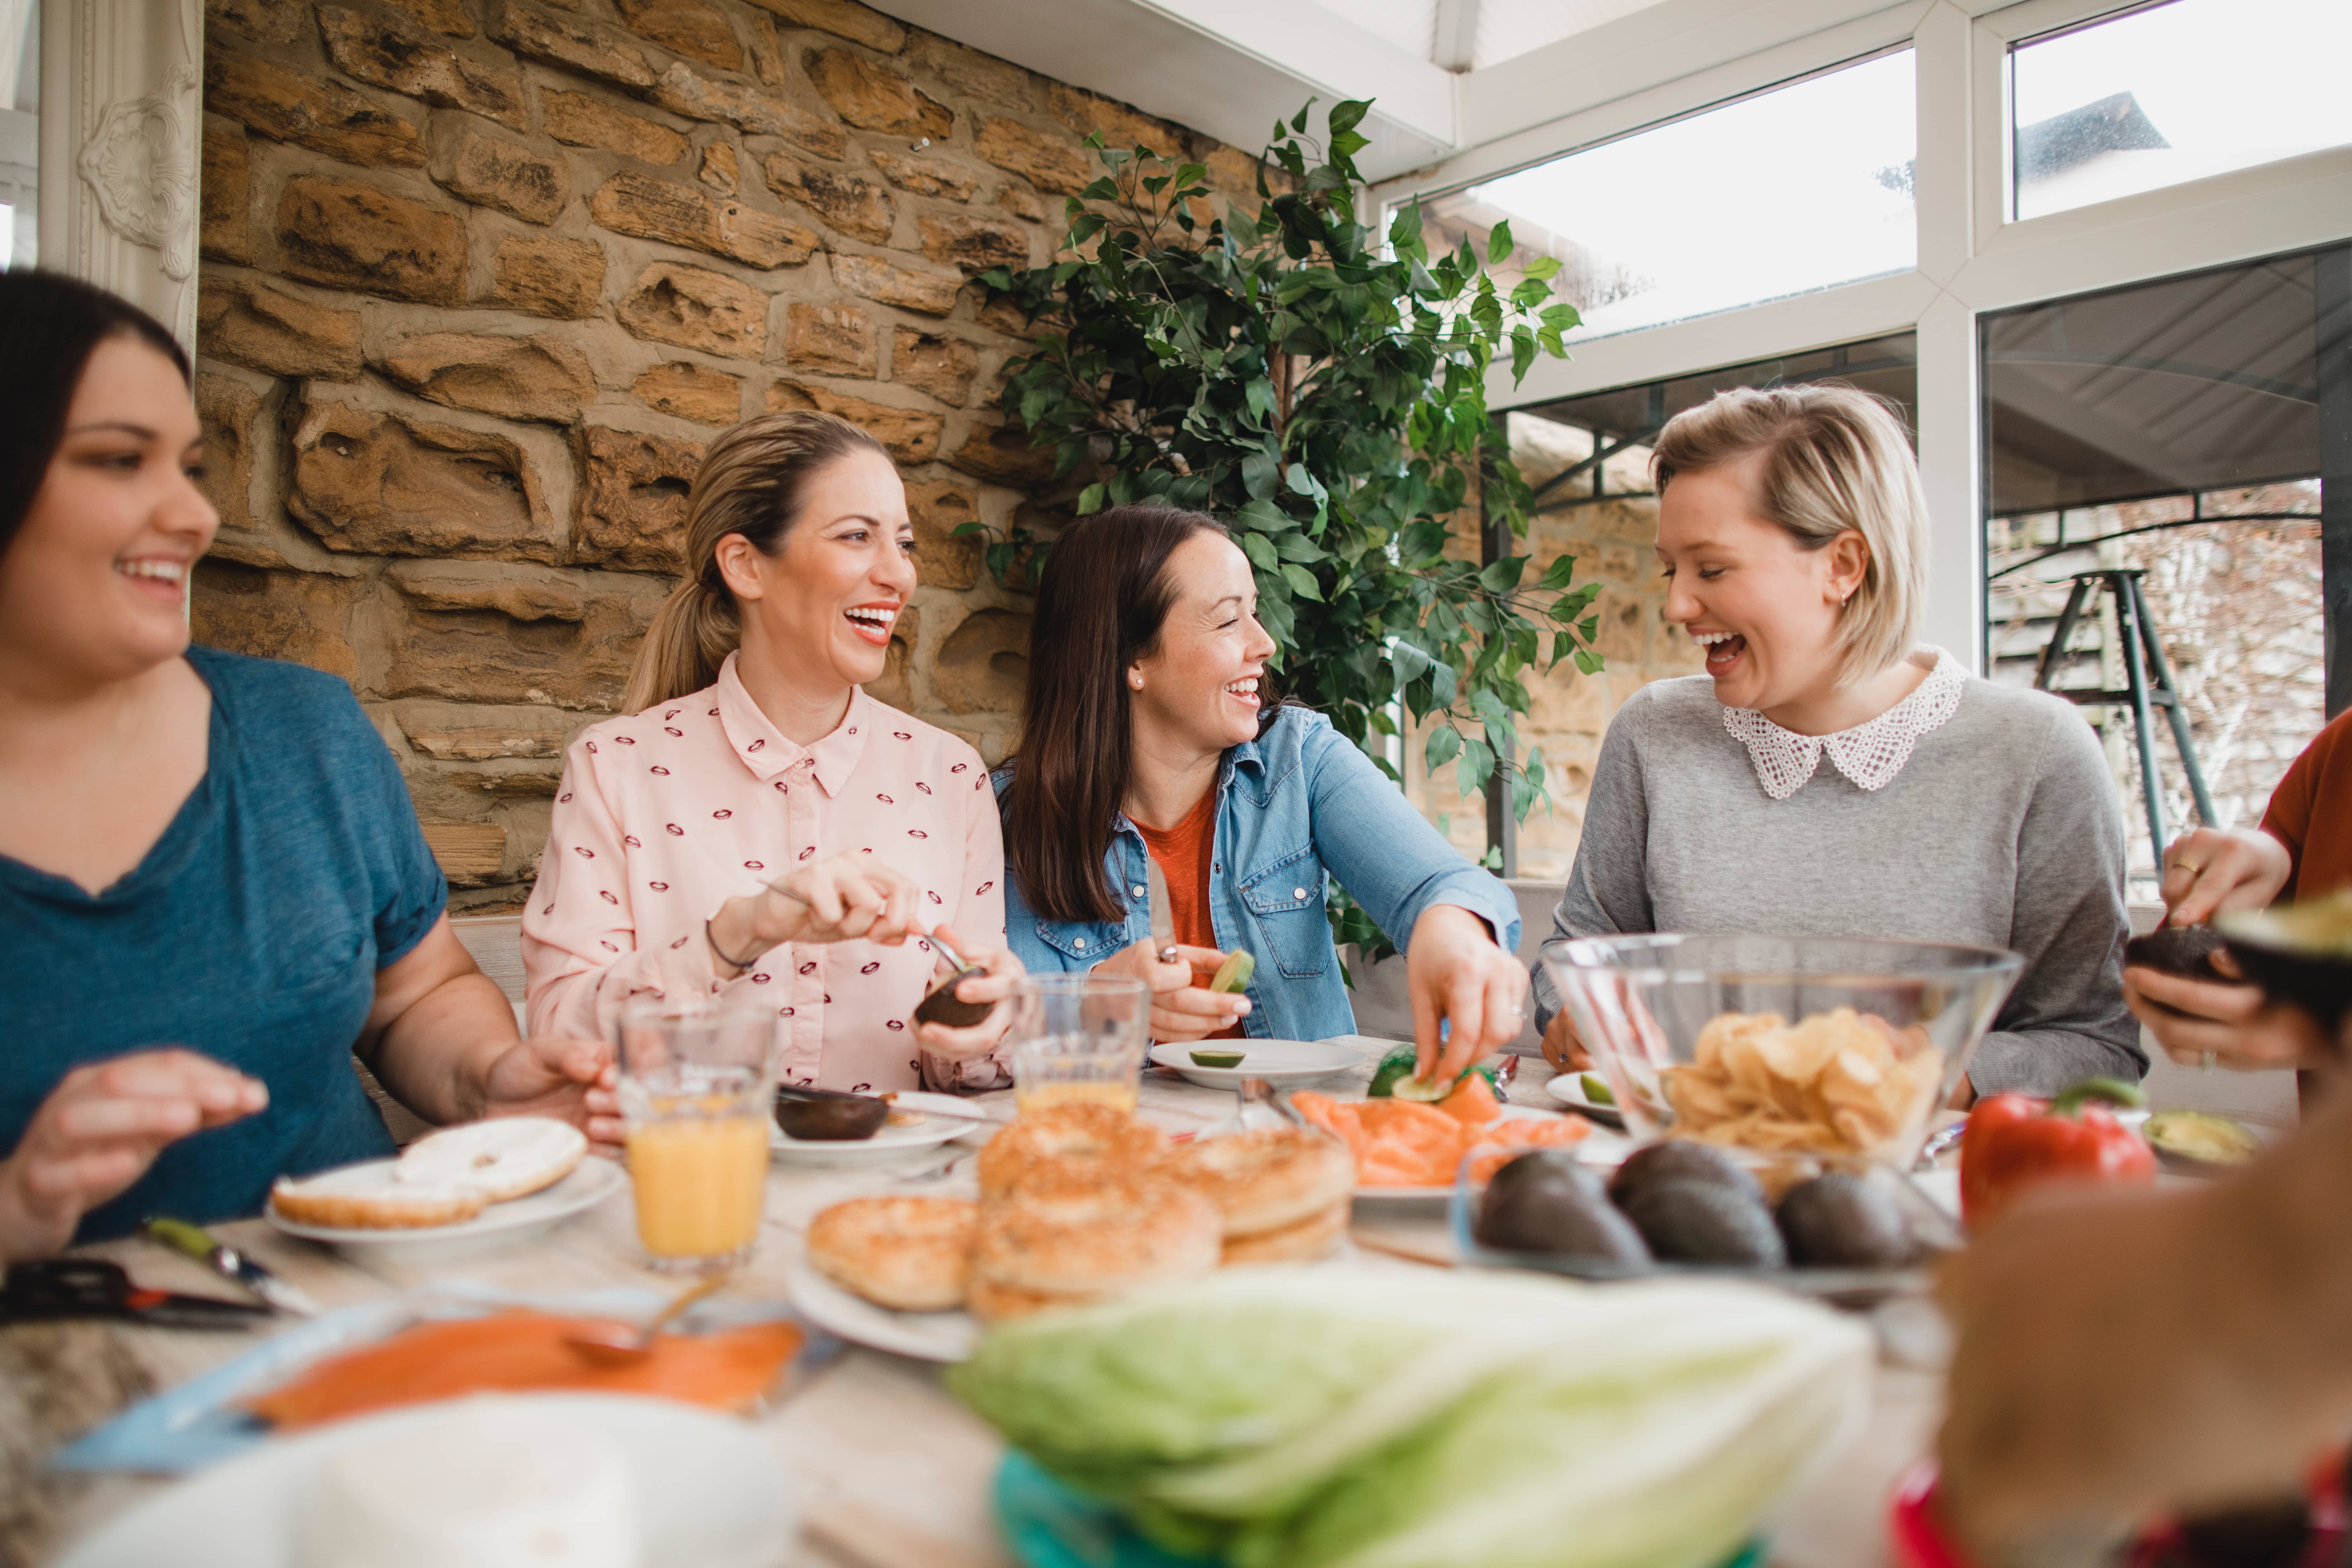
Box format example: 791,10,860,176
1533,386,2138,1098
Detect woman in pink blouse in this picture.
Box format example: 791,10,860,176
523,412,1021,1093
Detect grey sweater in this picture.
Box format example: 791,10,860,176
1530,671,2141,1096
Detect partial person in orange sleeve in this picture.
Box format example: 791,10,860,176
2124,705,2352,1072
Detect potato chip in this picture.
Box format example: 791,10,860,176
1663,1007,1942,1158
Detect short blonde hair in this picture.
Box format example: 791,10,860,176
1650,384,1926,684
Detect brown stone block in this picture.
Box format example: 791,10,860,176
489,3,656,90
396,702,579,758
995,187,1045,224
372,331,599,424
574,425,708,571
699,143,739,194
904,31,1030,111
917,211,1027,277
804,49,950,139
441,130,569,225
764,381,938,461
617,261,769,355
974,117,1090,196
612,0,741,71
205,50,425,167
289,399,556,559
1592,596,1646,663
420,820,508,885
542,89,687,165
590,171,819,268
450,765,565,800
934,607,1029,715
868,149,975,202
200,125,251,264
484,233,606,319
195,373,261,534
318,6,527,130
974,292,1033,335
191,560,361,682
863,605,919,712
1202,145,1267,201
745,0,905,52
275,176,467,305
947,418,1058,488
745,15,787,86
196,274,364,378
782,302,876,376
646,62,845,159
378,0,476,37
634,361,741,425
890,328,977,404
382,562,662,711
904,479,980,590
761,154,894,244
829,251,958,316
206,0,306,43
1043,83,1171,155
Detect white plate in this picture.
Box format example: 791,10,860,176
53,1392,789,1568
784,1255,979,1363
266,1157,625,1266
1352,1105,1630,1204
769,1095,974,1167
1146,1038,1369,1089
1542,1070,1626,1126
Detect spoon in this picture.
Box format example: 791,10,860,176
564,1272,728,1365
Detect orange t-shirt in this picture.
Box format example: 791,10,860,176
1133,786,1242,1041
2263,706,2352,902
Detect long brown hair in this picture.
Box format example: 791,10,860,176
621,410,888,712
1004,504,1276,924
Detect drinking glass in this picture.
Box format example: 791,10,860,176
1006,975,1150,1115
615,997,773,1272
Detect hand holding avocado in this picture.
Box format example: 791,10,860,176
1094,938,1252,1042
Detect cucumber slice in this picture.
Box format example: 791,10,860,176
1208,949,1255,994
1190,1050,1245,1069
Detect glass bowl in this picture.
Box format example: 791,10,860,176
1541,933,2023,1169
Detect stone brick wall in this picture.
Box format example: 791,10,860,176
189,0,1271,910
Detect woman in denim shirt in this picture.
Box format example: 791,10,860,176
995,506,1528,1080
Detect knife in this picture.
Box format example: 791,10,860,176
0,1258,272,1331
141,1217,322,1318
1146,858,1178,965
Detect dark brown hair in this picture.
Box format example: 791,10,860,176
622,410,889,711
1004,504,1274,924
0,272,190,563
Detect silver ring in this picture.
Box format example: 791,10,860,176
2201,1051,2216,1070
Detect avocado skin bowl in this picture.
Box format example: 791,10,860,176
2219,894,2352,1033
773,1084,890,1141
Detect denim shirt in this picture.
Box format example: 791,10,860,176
993,707,1521,1042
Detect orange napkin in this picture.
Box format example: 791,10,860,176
244,1309,803,1431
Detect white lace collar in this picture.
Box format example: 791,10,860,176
1722,648,1966,800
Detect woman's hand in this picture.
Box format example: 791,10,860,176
1408,905,1529,1083
2159,826,2291,928
2125,966,2331,1071
707,855,922,973
1094,939,1250,1043
0,1050,267,1263
913,927,1025,1062
475,1036,622,1153
1538,1009,1588,1072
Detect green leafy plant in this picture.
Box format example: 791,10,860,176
971,99,1605,957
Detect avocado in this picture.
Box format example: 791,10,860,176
1608,1140,1766,1210
2123,924,2242,983
1774,1172,1916,1267
1617,1179,1787,1268
1474,1158,1652,1265
773,1085,888,1141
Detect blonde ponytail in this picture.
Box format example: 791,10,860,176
617,410,889,713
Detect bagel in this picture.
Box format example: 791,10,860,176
973,1179,1219,1298
806,1196,976,1312
1158,1127,1354,1237
975,1103,1167,1201
395,1116,586,1202
270,1171,488,1231
965,1274,1096,1325
1220,1200,1349,1265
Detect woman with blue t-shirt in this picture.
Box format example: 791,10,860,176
0,274,610,1261
995,506,1529,1082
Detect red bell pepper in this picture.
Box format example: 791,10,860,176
1958,1078,2156,1227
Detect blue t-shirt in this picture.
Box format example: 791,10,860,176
0,646,447,1241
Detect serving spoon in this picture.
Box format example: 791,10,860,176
564,1272,728,1365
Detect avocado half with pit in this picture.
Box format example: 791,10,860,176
773,1084,889,1141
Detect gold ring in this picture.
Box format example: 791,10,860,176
2170,859,2202,875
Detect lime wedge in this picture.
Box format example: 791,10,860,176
1579,1073,1616,1107
1390,1072,1452,1103
1190,1050,1245,1069
1208,950,1255,994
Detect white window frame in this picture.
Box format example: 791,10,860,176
1366,0,2352,669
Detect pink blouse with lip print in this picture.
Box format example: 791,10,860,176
520,652,1007,1094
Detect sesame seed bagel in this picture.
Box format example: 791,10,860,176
269,1174,488,1231
807,1196,977,1313
1159,1127,1354,1237
973,1178,1220,1298
1219,1199,1349,1265
965,1275,1099,1325
975,1103,1168,1201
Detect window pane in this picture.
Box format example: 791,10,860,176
2012,0,2352,221
1415,51,1916,343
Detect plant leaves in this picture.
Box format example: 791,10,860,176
1241,450,1280,501
1487,220,1514,264
1281,563,1324,601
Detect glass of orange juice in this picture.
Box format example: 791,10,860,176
616,997,773,1273
1007,975,1150,1116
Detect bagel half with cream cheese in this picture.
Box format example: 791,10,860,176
395,1117,586,1203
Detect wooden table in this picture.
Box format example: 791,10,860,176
0,1043,1942,1568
